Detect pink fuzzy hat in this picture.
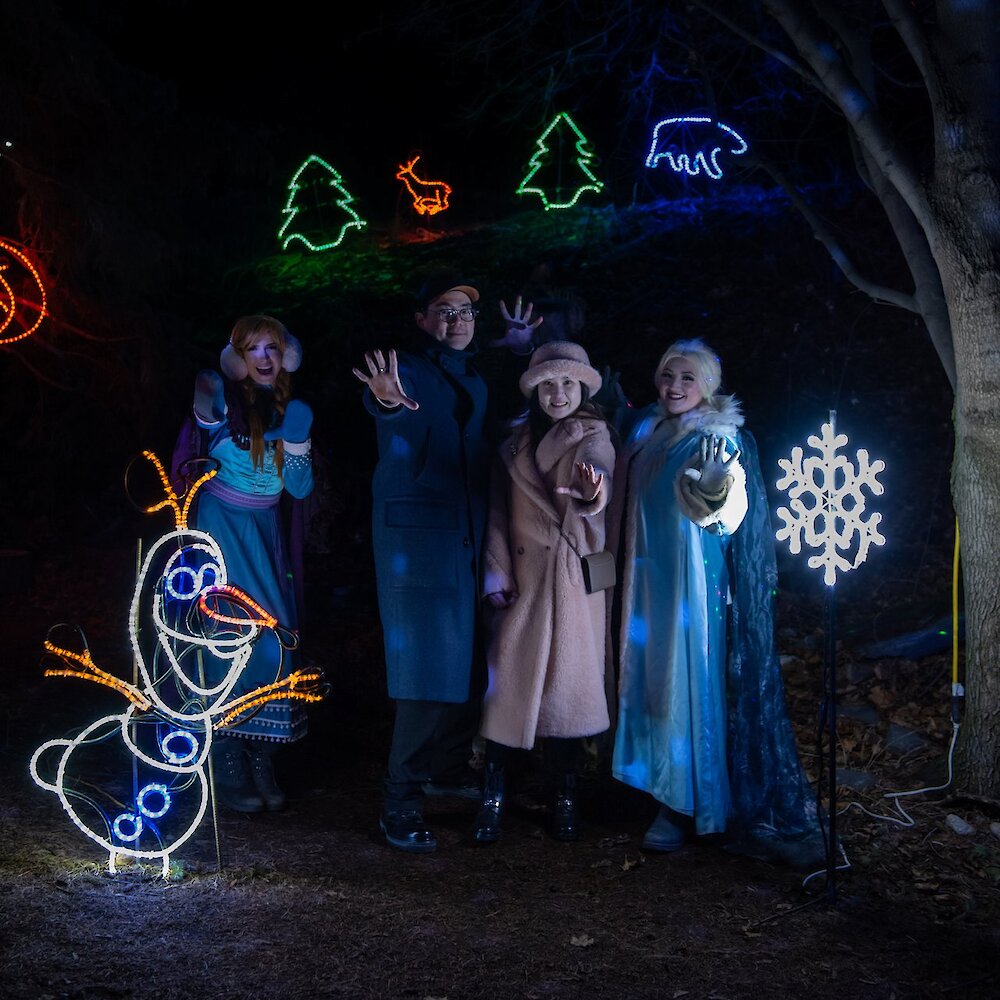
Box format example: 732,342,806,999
519,340,602,397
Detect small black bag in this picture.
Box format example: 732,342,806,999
580,550,616,594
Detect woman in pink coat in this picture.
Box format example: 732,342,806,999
475,341,615,843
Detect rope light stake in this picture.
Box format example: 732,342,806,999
775,410,885,901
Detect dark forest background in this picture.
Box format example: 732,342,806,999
2,2,950,626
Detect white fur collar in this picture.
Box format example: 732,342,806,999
630,395,743,448
624,395,744,488
671,394,744,438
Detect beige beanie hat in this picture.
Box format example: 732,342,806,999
518,340,602,397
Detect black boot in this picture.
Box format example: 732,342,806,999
550,771,580,842
211,737,264,813
472,761,506,844
247,743,286,811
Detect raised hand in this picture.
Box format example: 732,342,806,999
685,435,741,494
351,349,419,411
490,296,545,352
555,461,604,503
194,369,226,423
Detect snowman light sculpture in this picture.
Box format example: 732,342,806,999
30,451,323,877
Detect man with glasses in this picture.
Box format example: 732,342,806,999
352,272,541,853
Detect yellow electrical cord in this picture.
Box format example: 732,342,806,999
953,520,960,683
951,519,964,722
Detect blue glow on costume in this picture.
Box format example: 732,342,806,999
612,400,825,863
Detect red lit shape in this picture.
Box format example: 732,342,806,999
0,239,47,345
198,585,278,629
395,156,452,216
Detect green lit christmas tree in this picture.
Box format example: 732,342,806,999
278,155,366,252
516,113,604,211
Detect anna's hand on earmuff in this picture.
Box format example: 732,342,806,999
263,399,313,443
194,369,227,423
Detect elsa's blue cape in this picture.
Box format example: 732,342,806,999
724,428,827,867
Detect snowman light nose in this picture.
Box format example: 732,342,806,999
198,584,277,630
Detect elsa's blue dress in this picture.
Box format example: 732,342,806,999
610,399,824,864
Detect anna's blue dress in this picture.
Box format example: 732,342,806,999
188,390,314,743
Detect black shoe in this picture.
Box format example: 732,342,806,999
247,745,286,812
472,762,505,845
550,772,579,842
211,739,264,814
379,810,437,853
422,770,481,800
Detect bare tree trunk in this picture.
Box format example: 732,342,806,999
748,0,1000,800
925,4,1000,798
936,205,1000,799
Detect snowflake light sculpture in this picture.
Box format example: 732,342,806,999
775,414,886,586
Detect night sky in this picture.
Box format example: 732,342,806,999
46,2,557,222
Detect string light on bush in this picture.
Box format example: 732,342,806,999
516,112,604,210
644,116,748,179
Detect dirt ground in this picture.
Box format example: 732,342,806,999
1,526,998,1000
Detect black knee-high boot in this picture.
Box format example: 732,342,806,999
211,736,264,813
546,737,581,842
247,742,286,811
472,740,508,844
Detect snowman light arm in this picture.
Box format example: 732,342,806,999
42,639,152,712
214,668,326,730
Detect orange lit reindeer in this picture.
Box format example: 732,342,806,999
395,156,452,216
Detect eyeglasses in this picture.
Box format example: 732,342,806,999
432,306,480,323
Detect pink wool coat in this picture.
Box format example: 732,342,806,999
480,413,616,749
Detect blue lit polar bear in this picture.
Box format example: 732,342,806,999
29,452,323,877
644,116,749,179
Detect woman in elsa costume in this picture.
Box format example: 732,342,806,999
608,338,826,869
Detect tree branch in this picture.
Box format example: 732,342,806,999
762,0,935,237
880,0,940,101
689,0,827,95
754,156,917,312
